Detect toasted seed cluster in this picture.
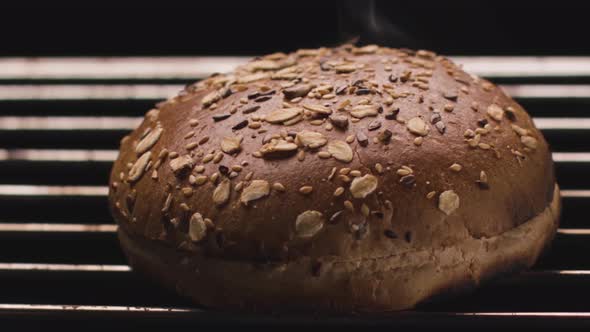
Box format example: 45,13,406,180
112,45,543,256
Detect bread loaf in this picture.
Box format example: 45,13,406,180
109,45,560,312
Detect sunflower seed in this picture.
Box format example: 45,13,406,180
521,135,538,150
181,187,193,197
335,64,356,73
352,44,378,54
343,200,354,212
511,124,529,137
201,89,223,108
237,72,269,84
194,175,208,185
299,186,313,195
135,126,163,154
449,163,462,172
128,152,151,182
272,182,286,192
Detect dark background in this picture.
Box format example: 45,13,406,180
2,0,590,56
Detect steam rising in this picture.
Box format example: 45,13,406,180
339,0,417,47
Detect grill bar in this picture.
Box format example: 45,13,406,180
3,84,590,100
1,56,590,80
0,56,587,327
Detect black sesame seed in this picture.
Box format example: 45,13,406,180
329,210,344,224
384,229,397,239
435,121,446,134
335,85,348,95
505,107,517,121
329,115,349,130
368,120,382,131
241,105,260,114
320,61,331,71
247,92,260,99
356,132,369,147
477,118,488,127
430,112,441,124
352,79,366,87
355,88,371,95
221,87,232,98
371,211,384,219
216,231,225,249
354,223,368,240
260,90,276,97
400,174,416,188
385,108,400,120
443,91,458,101
232,120,249,130
311,261,323,277
212,114,231,122
218,165,229,175
477,180,490,190
404,231,412,243
254,95,272,103
378,129,393,143
388,74,398,83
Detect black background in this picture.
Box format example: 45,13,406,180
2,0,590,56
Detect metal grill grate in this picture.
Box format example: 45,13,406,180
2,57,590,329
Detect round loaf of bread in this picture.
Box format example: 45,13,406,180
109,45,560,313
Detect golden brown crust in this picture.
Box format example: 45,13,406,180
108,45,558,311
